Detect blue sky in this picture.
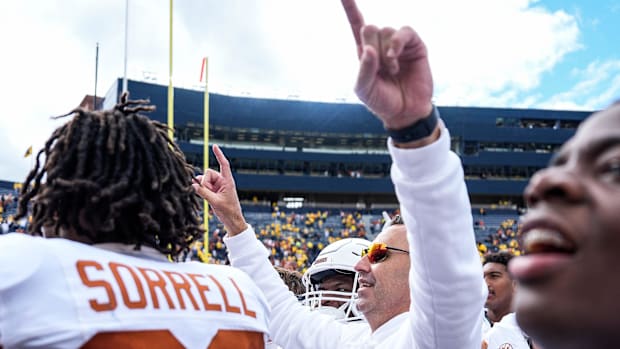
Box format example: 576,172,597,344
529,0,620,109
0,0,619,182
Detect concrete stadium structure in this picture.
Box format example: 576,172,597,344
101,78,592,212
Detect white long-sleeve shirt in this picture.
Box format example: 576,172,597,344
225,127,486,349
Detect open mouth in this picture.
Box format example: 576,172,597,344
486,290,495,299
356,277,374,293
357,279,373,288
510,227,577,283
523,229,576,255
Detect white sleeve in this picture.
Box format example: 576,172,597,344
388,127,486,349
224,226,350,349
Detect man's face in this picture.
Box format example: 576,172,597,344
511,105,620,347
317,273,354,309
483,262,514,313
354,225,410,328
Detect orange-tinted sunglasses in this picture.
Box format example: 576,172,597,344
361,242,409,264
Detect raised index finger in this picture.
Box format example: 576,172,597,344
212,144,232,179
341,0,365,57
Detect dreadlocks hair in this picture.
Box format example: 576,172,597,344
275,266,305,296
16,93,203,258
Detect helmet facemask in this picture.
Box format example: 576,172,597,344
301,271,363,321
300,238,370,322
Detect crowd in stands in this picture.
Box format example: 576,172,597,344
0,190,25,235
476,218,523,258
184,206,388,273
3,185,520,273
472,204,525,258
177,203,520,272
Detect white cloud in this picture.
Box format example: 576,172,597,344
0,0,585,182
429,0,581,107
537,60,620,110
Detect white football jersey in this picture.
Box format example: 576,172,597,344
482,313,531,349
482,309,493,336
0,233,269,349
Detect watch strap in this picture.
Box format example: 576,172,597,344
386,105,439,143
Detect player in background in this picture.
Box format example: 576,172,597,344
482,251,516,333
300,237,371,321
481,252,538,348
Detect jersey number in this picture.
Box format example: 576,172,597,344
81,329,263,349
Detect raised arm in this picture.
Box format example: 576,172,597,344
193,145,357,349
341,1,485,348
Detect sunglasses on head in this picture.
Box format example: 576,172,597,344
361,242,409,264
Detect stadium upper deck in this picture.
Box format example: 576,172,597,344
102,78,592,209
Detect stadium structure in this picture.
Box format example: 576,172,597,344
0,78,594,261
102,78,591,212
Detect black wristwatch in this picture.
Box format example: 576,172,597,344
386,104,439,143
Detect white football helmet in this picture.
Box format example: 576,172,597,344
301,238,370,322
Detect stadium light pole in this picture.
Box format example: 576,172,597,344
201,57,210,259
122,0,129,94
94,42,99,110
167,0,174,140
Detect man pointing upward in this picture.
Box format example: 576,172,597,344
194,1,485,348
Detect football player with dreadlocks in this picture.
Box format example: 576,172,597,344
0,94,269,348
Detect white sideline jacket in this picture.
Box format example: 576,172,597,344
225,127,487,349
